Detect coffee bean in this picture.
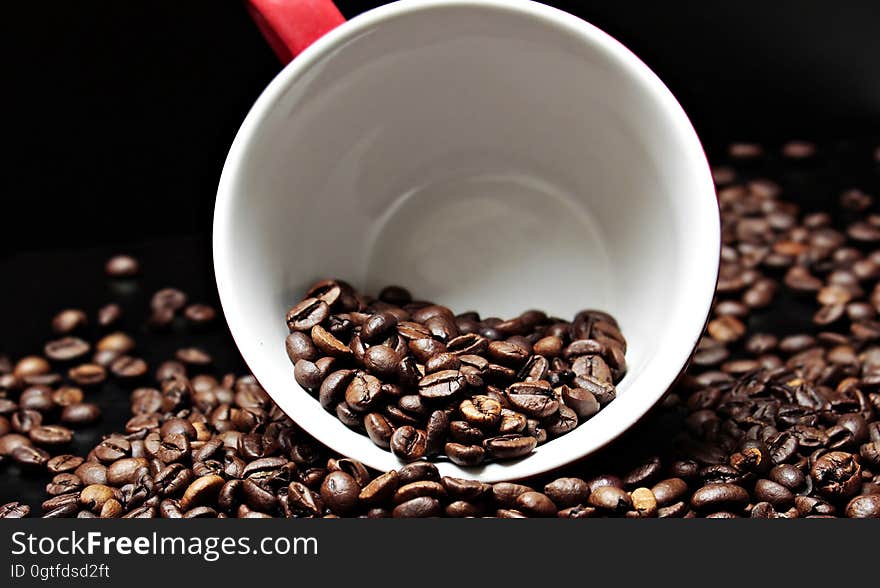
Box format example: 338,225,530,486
810,451,861,499
443,442,484,466
285,332,317,364
630,488,658,518
424,410,448,456
651,478,689,506
59,403,101,426
311,325,352,358
418,370,466,401
110,355,149,378
390,426,427,462
754,479,795,508
175,348,211,366
544,477,590,508
506,381,558,417
363,345,400,378
30,425,73,445
52,309,88,334
44,337,91,362
345,372,383,412
47,454,84,474
393,496,441,518
515,491,556,517
0,433,32,456
285,298,328,332
184,304,216,324
845,494,880,518
293,360,323,391
14,356,51,379
320,471,359,515
94,437,130,463
690,483,749,512
483,434,536,460
459,395,501,428
0,502,30,518
487,341,530,367
68,364,106,386
588,486,632,513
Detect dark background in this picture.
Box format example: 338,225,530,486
2,0,879,254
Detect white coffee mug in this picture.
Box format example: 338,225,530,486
214,0,720,481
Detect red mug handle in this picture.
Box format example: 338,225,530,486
245,0,346,64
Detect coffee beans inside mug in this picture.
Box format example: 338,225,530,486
284,281,628,465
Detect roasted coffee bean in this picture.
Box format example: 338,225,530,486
363,345,400,378
52,309,88,334
418,370,466,401
588,486,632,513
75,462,108,486
68,363,106,386
543,477,590,508
487,341,531,367
424,410,449,456
285,332,318,364
390,426,427,462
515,491,557,517
94,437,130,463
754,479,795,508
545,405,579,437
363,412,393,449
361,311,398,343
184,304,216,324
320,471,359,515
311,325,352,358
30,425,73,445
19,386,55,411
12,444,50,467
0,502,30,518
294,359,323,390
459,396,501,428
175,348,211,366
110,355,149,378
286,298,330,332
44,337,91,361
810,451,861,499
393,496,441,518
845,494,880,518
498,409,527,435
0,434,33,456
449,420,485,444
651,478,689,506
105,254,139,277
506,381,558,418
11,410,41,434
345,372,383,412
690,483,750,512
444,442,485,466
97,303,122,327
483,434,536,459
179,475,224,511
60,403,101,426
47,454,84,474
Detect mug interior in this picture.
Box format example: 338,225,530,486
214,0,719,481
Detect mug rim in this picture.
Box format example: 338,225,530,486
214,0,720,481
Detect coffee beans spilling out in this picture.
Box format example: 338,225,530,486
284,282,627,465
2,140,880,517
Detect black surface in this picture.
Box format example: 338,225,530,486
3,139,880,510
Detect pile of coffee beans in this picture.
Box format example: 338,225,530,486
285,283,627,465
2,139,880,517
